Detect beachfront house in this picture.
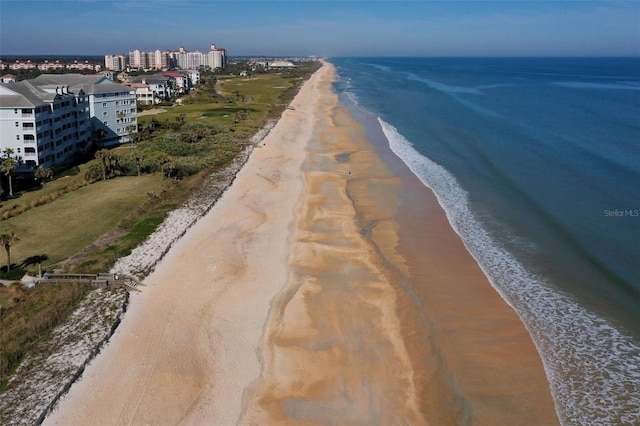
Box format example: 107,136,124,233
125,75,174,105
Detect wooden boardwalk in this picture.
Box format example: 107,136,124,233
36,273,143,292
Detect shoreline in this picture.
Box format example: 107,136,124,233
41,61,558,424
363,112,559,423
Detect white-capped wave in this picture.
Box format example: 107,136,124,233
378,117,640,426
406,73,480,95
554,81,640,91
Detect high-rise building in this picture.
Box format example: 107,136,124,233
128,49,150,70
207,44,227,69
109,43,227,72
151,50,169,70
105,54,127,71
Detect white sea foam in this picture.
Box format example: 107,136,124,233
343,90,359,106
378,117,640,426
406,72,481,95
554,81,640,91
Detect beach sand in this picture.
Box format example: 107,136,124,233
44,62,557,425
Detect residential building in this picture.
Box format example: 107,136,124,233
105,43,227,73
105,54,127,72
31,74,137,147
128,49,148,70
268,61,297,68
151,50,169,70
37,60,65,71
0,81,92,168
1,74,17,83
160,71,192,93
181,70,201,86
207,44,227,69
125,75,173,105
67,60,100,72
7,60,36,70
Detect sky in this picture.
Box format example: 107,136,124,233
1,0,639,57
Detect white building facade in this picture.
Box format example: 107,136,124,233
207,44,227,69
0,82,92,168
31,75,137,147
105,54,127,72
126,75,173,105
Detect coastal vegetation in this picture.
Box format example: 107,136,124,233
0,61,321,393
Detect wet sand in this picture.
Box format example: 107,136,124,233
45,62,557,425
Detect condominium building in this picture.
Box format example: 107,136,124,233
207,44,227,69
0,74,137,168
174,45,227,70
125,75,173,105
106,43,227,72
160,71,192,93
128,49,149,70
105,54,127,72
0,81,92,168
150,50,169,70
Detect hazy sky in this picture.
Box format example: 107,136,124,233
1,0,639,57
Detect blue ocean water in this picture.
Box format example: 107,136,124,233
330,57,640,424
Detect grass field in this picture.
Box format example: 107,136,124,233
3,175,165,271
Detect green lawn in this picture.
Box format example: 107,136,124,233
2,174,164,270
137,74,298,130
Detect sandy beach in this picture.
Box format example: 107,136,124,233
44,62,557,425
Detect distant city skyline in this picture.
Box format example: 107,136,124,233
1,1,639,57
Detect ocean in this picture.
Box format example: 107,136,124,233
330,57,640,424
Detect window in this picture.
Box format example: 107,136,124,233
103,121,108,126
25,147,36,154
103,111,108,117
16,135,20,140
15,122,18,127
103,102,107,107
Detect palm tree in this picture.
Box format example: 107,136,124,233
2,148,15,159
126,124,138,145
150,118,160,132
131,151,144,176
156,154,174,179
34,167,53,193
1,157,18,197
95,149,110,181
0,231,18,272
